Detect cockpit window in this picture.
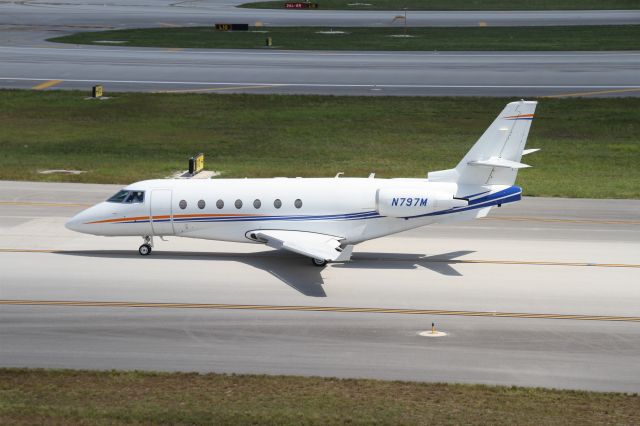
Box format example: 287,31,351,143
107,190,129,203
107,190,145,204
127,191,145,203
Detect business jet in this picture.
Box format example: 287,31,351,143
66,100,538,267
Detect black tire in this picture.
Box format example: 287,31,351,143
138,244,152,256
311,258,327,267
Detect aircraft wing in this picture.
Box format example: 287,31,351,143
253,230,353,262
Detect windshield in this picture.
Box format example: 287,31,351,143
107,190,145,204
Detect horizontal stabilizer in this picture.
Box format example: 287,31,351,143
522,148,541,156
468,157,530,169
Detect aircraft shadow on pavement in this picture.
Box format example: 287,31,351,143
334,250,474,277
58,249,474,298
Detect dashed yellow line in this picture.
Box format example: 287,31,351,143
0,248,638,268
0,201,90,208
544,88,640,98
452,259,640,268
155,85,275,93
0,249,56,253
32,79,63,90
482,216,640,226
1,299,638,322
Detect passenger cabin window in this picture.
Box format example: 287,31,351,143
216,199,224,209
179,200,187,209
274,199,282,209
198,200,206,209
107,190,145,204
294,199,303,209
235,199,243,209
253,199,261,209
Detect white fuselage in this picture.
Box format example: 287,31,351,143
66,177,520,245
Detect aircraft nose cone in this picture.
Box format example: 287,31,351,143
65,207,96,234
65,213,84,232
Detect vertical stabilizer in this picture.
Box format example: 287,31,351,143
428,100,537,186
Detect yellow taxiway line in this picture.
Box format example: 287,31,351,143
2,201,638,226
154,85,275,93
545,87,640,98
0,201,91,208
0,248,638,268
1,299,638,322
32,79,63,90
481,216,640,226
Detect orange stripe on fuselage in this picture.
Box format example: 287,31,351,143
86,213,264,225
87,215,151,224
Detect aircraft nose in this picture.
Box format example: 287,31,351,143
65,212,86,233
65,207,98,234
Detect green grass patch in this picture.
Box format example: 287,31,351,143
49,25,640,51
0,90,638,199
239,0,640,10
1,368,639,425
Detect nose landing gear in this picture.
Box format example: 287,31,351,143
139,236,153,256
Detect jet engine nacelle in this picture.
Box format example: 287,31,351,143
376,188,468,218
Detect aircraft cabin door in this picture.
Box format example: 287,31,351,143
150,189,174,236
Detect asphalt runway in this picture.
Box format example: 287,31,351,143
1,46,639,97
1,1,639,96
1,181,639,391
2,0,640,38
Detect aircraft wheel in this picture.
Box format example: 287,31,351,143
138,244,152,256
311,258,327,267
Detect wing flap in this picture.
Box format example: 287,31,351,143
254,230,351,261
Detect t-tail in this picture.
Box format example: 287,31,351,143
428,100,539,186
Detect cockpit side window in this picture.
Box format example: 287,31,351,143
107,190,129,203
107,190,145,204
126,191,145,204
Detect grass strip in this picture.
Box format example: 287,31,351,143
0,90,638,199
1,368,639,425
49,25,640,51
239,0,640,10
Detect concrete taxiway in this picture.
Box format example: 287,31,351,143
1,181,639,391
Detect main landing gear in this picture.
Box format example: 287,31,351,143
139,235,153,256
311,258,328,267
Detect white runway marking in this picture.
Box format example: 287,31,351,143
1,76,639,90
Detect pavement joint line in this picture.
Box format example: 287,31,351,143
1,300,638,322
0,248,638,268
31,79,63,90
